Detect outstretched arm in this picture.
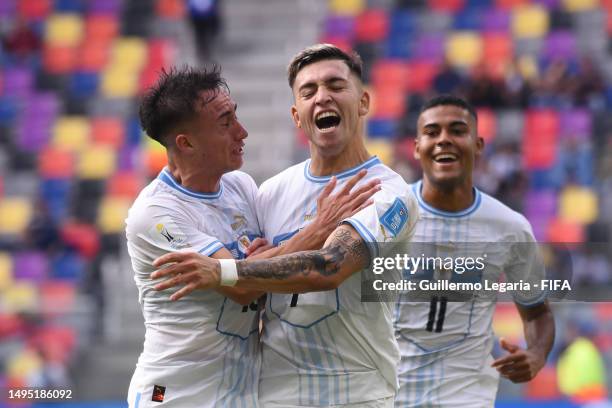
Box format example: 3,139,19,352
491,301,555,383
152,224,370,301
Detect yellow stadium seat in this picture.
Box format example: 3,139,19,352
53,116,90,152
109,38,147,73
0,252,13,291
512,5,549,39
77,145,116,180
45,13,84,47
6,347,43,380
2,282,38,313
101,67,138,98
0,198,32,236
98,197,131,234
365,139,393,166
517,54,539,79
562,0,599,12
329,0,365,16
559,186,598,224
446,32,483,68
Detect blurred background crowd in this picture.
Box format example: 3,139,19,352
0,0,611,406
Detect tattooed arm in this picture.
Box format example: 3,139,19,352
152,224,370,300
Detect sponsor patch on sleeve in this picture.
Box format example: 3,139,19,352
379,198,409,238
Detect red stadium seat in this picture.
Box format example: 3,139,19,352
91,117,124,148
406,61,438,93
354,9,388,42
524,366,561,399
17,0,51,20
547,218,584,242
495,0,529,9
371,86,406,119
148,39,175,71
60,222,100,259
428,0,464,13
483,33,513,79
38,147,74,179
43,45,77,74
476,108,496,143
156,0,186,20
107,171,142,200
39,282,76,315
371,59,410,91
522,109,558,169
30,326,76,364
86,14,119,42
318,35,352,54
79,39,110,71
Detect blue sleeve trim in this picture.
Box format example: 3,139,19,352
198,240,224,256
343,218,380,260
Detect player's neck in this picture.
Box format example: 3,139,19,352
309,144,371,177
421,179,475,212
167,162,221,194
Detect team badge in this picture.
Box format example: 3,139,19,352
151,385,165,402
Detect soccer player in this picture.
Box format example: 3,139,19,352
152,44,420,407
393,95,555,407
126,66,378,407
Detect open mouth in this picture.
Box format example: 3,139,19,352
433,153,458,164
315,111,341,132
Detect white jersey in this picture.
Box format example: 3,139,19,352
256,156,419,407
126,168,261,408
394,180,546,408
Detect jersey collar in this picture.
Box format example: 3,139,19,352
157,168,223,200
304,156,381,183
413,180,481,218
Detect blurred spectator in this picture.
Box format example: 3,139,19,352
432,60,463,95
465,64,505,108
188,0,221,62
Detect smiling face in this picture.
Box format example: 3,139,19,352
180,90,247,174
415,104,483,191
290,59,369,157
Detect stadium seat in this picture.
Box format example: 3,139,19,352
12,251,47,281
525,366,561,399
522,109,558,169
0,252,13,291
354,9,388,42
562,0,599,12
38,147,74,179
50,251,84,281
496,0,529,8
325,14,355,38
91,117,124,148
385,33,412,59
412,33,445,62
0,0,15,19
453,8,483,30
0,96,18,125
78,39,110,71
97,197,131,234
156,0,187,19
476,108,496,142
492,303,523,344
55,0,84,12
109,38,148,73
367,118,398,139
483,33,513,78
144,136,168,176
559,186,598,224
371,86,406,119
559,109,592,140
77,144,116,179
86,14,118,42
148,39,176,71
52,116,90,152
406,61,438,93
371,59,410,90
544,30,577,61
2,282,38,313
88,0,122,14
0,197,32,236
17,0,51,20
364,139,393,165
446,31,483,68
329,0,365,16
512,5,549,39
428,0,465,12
40,177,72,222
0,313,24,338
2,67,33,98
69,71,99,99
101,67,138,98
547,217,584,242
42,44,78,74
60,222,100,259
45,14,84,47
107,171,142,200
482,7,510,31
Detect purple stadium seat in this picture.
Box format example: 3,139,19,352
0,0,16,18
12,251,48,281
16,117,51,153
559,109,592,140
325,15,355,38
482,8,510,32
524,189,557,240
532,0,560,8
544,31,577,61
89,0,122,14
2,67,33,99
118,145,138,171
412,33,445,62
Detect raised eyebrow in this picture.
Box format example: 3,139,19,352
218,103,238,120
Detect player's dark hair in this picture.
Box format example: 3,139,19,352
287,43,363,88
419,95,478,123
139,65,229,146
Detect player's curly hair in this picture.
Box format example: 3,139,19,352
139,65,229,146
287,44,363,88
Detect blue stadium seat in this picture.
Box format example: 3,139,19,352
54,0,85,13
453,8,482,30
367,118,398,139
50,250,84,281
69,71,99,98
40,178,72,221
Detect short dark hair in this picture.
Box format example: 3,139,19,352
419,95,478,123
139,66,229,146
287,43,363,88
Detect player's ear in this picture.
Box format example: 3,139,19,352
475,135,484,159
175,134,193,151
413,136,421,160
291,105,301,128
358,89,370,117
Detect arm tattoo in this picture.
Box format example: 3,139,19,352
235,228,369,281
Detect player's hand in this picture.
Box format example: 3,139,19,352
491,338,545,383
151,252,221,301
311,169,380,239
245,237,273,257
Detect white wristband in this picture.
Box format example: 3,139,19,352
219,258,238,286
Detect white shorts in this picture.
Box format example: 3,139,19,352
262,396,394,408
395,338,499,408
